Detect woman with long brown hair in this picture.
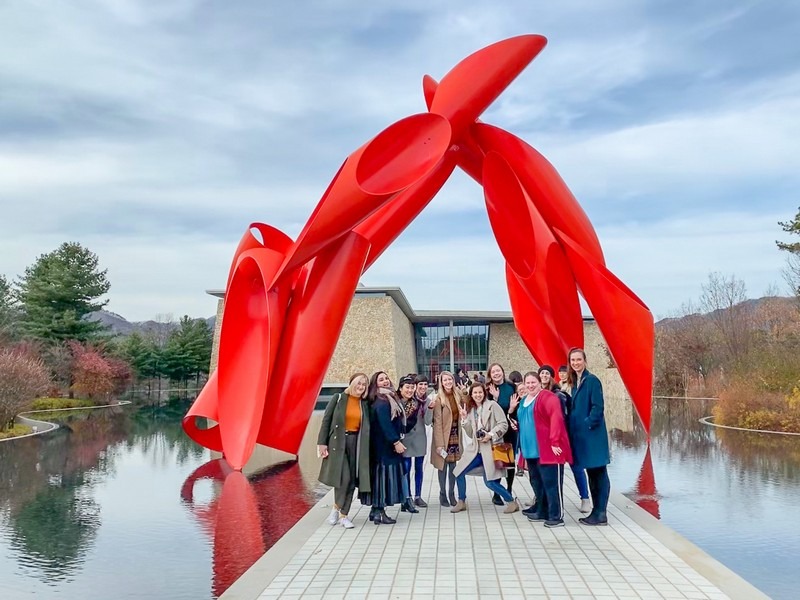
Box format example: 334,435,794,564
452,381,518,513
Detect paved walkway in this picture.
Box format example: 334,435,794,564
222,462,767,600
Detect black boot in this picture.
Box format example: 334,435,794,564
439,491,449,507
400,498,419,513
368,507,380,522
579,511,608,526
491,493,504,506
374,509,396,525
448,489,457,507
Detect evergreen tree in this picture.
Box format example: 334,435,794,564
777,208,800,296
162,316,212,393
15,243,111,342
0,274,18,342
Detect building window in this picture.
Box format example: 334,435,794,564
414,322,489,384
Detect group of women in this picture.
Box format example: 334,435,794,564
316,347,612,529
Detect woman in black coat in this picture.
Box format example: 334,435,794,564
362,371,410,525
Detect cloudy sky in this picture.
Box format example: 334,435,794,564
1,1,798,322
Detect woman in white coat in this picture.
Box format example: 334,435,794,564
452,382,519,513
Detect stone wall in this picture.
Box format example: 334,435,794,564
325,296,411,384
487,322,533,376
209,298,224,373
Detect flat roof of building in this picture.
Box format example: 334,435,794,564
207,285,595,323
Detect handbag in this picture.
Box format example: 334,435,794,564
492,442,515,470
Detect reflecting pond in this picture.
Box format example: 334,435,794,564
608,398,800,600
1,398,799,599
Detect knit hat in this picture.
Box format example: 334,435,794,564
539,365,555,377
398,375,416,387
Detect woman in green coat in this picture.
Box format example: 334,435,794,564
317,372,372,529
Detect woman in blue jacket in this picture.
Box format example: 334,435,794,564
567,348,611,526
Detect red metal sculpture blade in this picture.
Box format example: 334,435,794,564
430,35,546,139
555,227,654,433
473,123,606,266
483,151,579,365
279,113,451,276
357,153,457,271
259,231,371,453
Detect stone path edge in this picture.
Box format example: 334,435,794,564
0,401,133,443
220,479,770,600
610,489,769,600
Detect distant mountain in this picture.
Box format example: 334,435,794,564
86,310,216,336
655,296,797,330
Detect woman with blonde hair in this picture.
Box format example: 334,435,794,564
317,372,372,529
428,370,465,507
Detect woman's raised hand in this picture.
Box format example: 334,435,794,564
509,393,519,412
488,383,499,399
458,404,468,420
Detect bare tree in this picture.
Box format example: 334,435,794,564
699,272,752,367
0,349,51,429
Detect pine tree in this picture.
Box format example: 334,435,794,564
15,243,111,342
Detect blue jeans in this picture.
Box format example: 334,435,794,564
570,464,589,500
403,456,425,497
456,454,513,503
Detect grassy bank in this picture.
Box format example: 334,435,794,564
713,382,800,433
0,424,33,440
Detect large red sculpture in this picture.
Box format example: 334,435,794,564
183,34,655,469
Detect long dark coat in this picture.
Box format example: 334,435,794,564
567,370,610,469
370,394,405,465
317,393,372,493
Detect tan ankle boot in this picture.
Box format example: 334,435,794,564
450,500,467,513
503,499,520,514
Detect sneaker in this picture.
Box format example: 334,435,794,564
503,499,520,514
544,519,565,528
414,497,428,508
339,517,355,529
578,515,608,526
327,508,339,525
522,505,539,516
580,498,592,513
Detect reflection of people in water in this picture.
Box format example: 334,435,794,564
567,348,612,526
317,372,372,529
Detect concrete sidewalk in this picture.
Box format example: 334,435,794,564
221,462,768,600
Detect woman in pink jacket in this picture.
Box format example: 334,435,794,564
533,373,573,528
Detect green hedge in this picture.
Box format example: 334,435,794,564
30,397,95,411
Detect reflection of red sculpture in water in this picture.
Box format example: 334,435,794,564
180,459,314,598
632,447,660,519
182,34,655,470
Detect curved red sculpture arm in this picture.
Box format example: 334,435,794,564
554,227,654,433
473,123,606,266
482,151,583,364
278,113,452,278
428,35,546,140
356,152,457,271
259,231,371,454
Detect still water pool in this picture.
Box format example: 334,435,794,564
1,399,798,599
